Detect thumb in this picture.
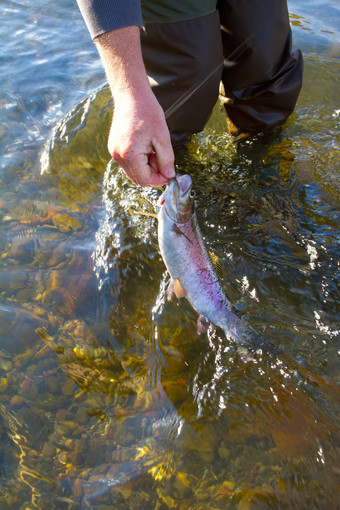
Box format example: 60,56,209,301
152,138,175,180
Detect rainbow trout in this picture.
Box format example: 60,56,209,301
157,174,249,345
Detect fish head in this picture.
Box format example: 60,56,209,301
158,174,195,224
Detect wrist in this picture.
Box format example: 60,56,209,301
111,74,151,100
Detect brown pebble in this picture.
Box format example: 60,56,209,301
56,409,68,421
10,395,25,406
0,377,8,393
76,407,90,425
73,478,86,498
19,377,38,400
41,443,57,458
47,375,60,394
62,378,76,396
218,447,231,461
0,358,13,371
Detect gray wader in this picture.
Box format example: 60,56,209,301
140,1,303,145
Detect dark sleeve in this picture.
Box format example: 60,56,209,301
76,0,143,39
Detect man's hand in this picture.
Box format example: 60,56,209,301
108,87,175,186
95,26,175,187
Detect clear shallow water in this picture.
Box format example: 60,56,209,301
0,1,339,509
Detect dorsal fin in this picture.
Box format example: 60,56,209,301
209,251,223,280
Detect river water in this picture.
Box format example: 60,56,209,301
0,1,339,509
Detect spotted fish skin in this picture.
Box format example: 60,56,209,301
157,175,247,344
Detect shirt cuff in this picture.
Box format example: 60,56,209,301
77,0,143,39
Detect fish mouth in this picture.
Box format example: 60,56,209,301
158,174,193,223
176,174,192,198
165,174,192,200
159,174,192,205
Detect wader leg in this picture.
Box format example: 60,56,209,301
217,0,303,134
140,11,223,147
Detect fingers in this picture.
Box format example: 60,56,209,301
109,132,175,187
124,139,175,186
112,147,169,187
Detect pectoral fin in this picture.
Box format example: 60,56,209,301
167,278,187,300
172,223,193,244
171,223,184,235
130,209,158,219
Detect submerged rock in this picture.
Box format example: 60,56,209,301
52,213,82,232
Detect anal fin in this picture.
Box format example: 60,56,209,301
197,315,210,335
167,278,187,301
174,278,187,299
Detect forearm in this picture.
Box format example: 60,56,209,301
95,26,151,98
